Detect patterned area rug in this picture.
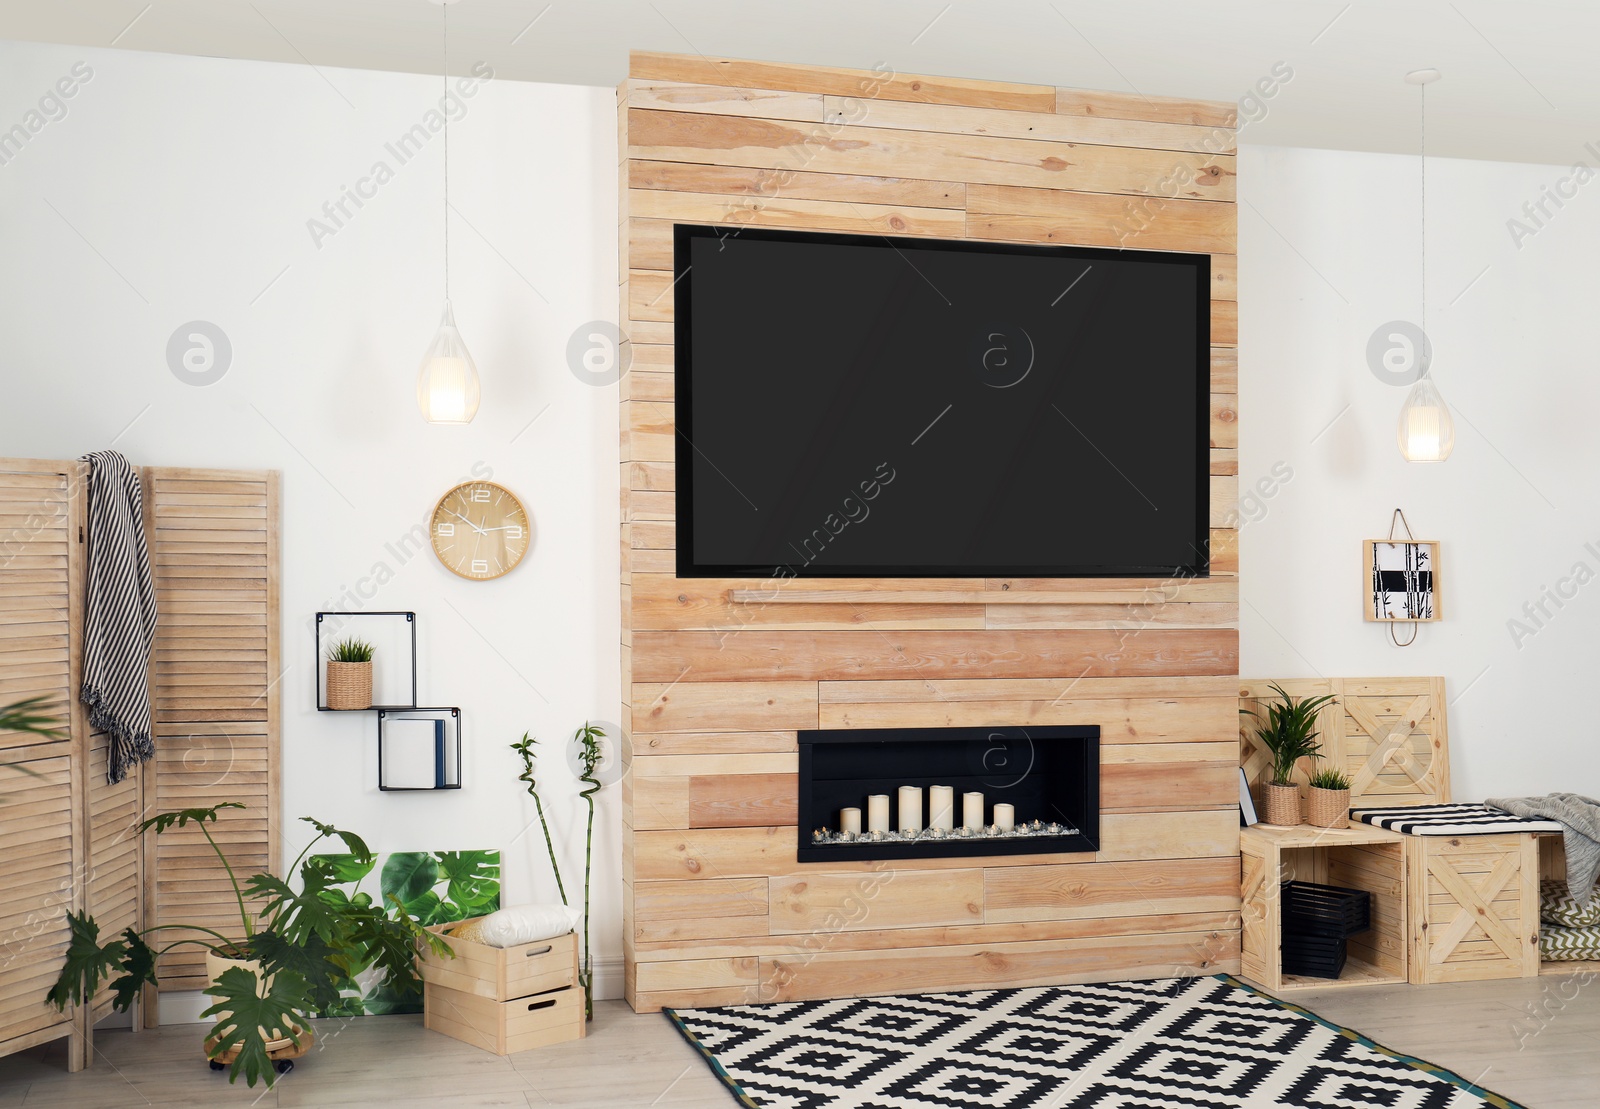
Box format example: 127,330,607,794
664,975,1526,1108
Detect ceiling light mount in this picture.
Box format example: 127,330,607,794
1404,68,1442,85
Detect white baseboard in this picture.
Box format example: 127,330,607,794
155,957,625,1026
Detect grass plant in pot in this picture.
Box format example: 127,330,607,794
1307,766,1353,829
326,637,374,710
47,803,449,1087
1242,683,1337,827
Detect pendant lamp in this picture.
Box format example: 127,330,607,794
417,0,480,424
1397,69,1453,462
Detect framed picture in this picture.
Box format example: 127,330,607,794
1365,539,1440,622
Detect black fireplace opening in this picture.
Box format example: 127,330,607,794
796,725,1100,862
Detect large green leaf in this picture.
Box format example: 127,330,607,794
249,928,346,1015
436,850,500,917
108,929,157,1013
201,966,309,1088
243,872,344,946
312,851,376,885
400,889,448,927
139,802,244,836
46,911,123,1010
299,816,371,862
381,851,440,905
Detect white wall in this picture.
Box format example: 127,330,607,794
0,40,623,1007
1239,143,1600,801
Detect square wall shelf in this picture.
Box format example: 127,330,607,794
378,708,462,791
315,611,417,711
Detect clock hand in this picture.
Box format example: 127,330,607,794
447,508,486,534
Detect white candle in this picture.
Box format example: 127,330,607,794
866,794,890,834
898,785,923,834
962,791,985,831
929,785,954,831
840,807,862,834
994,803,1015,831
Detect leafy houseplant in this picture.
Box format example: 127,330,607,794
1242,683,1337,826
1306,766,1353,829
326,637,374,710
1,695,61,792
47,804,450,1088
511,722,607,1019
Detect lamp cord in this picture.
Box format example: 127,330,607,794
1419,79,1426,339
442,0,450,304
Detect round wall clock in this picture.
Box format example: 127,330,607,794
429,481,531,581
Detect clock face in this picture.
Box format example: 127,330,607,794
429,481,531,581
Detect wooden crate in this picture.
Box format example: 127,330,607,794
1240,823,1407,991
423,983,585,1055
418,920,578,1002
1406,833,1539,984
1533,834,1600,977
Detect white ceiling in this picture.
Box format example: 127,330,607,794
3,0,1596,164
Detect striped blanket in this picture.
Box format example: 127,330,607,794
79,450,158,784
1352,803,1564,836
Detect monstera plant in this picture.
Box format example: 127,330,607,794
46,804,451,1088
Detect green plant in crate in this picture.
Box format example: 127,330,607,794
327,637,374,662
1242,682,1337,785
1308,766,1352,791
46,804,450,1088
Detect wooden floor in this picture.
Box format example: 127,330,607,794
1,978,1595,1107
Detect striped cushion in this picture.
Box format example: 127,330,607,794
1541,923,1600,961
1541,879,1600,928
1351,802,1564,836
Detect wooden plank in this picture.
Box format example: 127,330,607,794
629,81,823,122
817,693,1236,741
1055,86,1237,129
629,161,965,211
628,110,1235,200
762,928,1239,1003
983,856,1239,923
631,681,817,732
770,869,982,934
630,629,1239,683
629,189,964,240
630,52,1058,112
968,182,1236,253
826,94,1235,154
984,602,1237,631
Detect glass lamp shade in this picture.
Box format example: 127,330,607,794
1397,374,1455,462
416,301,480,424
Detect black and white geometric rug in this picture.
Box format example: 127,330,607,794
664,975,1526,1108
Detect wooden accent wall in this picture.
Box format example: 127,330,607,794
618,53,1241,1012
141,468,282,1001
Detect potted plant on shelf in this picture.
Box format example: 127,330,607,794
46,803,449,1088
1307,765,1353,829
1242,682,1337,827
326,638,374,710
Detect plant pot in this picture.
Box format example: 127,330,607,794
1262,782,1303,826
204,951,300,1052
1306,786,1351,829
326,661,373,710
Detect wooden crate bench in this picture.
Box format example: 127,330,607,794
1406,833,1540,984
1241,823,1407,991
418,920,585,1054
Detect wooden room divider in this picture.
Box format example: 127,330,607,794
0,457,280,1067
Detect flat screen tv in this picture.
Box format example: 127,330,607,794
673,225,1210,579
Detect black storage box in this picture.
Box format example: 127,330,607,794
1280,880,1372,979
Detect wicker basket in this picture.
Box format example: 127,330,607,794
1262,783,1303,826
1306,787,1350,829
326,661,373,710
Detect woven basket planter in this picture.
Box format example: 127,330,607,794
1306,787,1350,829
326,661,373,710
1262,783,1303,826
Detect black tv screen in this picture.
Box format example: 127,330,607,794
673,225,1209,579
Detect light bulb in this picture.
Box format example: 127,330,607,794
416,301,480,424
1397,374,1454,462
